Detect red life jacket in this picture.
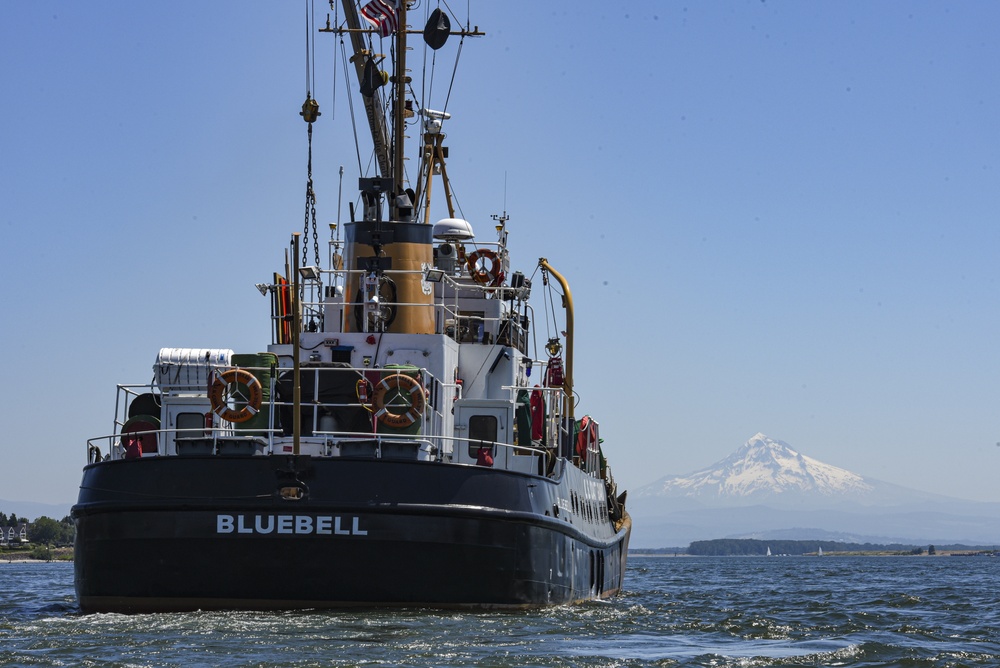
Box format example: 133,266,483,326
530,387,545,442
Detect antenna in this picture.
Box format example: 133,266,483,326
491,172,509,241
335,165,344,241
503,171,508,212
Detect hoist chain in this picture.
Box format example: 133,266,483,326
303,123,320,268
312,198,320,268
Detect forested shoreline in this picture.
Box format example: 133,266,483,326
633,539,999,556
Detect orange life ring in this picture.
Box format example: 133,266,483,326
467,249,504,286
372,373,425,429
209,368,263,423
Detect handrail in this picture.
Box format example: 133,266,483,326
87,425,552,472
96,361,570,474
293,262,532,349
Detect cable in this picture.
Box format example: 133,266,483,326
304,0,316,97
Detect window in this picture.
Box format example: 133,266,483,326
177,412,205,437
467,414,498,457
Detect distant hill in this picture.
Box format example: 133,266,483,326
628,433,1000,548
0,499,74,522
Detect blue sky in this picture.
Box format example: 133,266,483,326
3,2,1000,512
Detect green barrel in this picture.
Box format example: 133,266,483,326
128,392,162,420
232,353,277,436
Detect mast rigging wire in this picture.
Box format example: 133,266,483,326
440,35,464,114
330,0,341,122
304,0,317,96
337,37,365,176
411,0,469,223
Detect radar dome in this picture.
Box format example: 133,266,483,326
432,218,474,240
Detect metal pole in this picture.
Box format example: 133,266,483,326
392,1,407,218
538,258,574,421
292,233,302,456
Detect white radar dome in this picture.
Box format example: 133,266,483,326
432,218,475,240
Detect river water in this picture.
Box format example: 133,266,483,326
2,556,998,666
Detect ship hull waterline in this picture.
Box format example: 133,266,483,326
73,456,630,613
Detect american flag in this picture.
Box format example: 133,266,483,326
360,0,398,38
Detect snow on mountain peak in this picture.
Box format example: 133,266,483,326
628,434,996,546
638,433,874,502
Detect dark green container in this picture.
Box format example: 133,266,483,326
232,353,277,435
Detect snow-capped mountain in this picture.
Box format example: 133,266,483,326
627,433,1000,547
634,433,875,504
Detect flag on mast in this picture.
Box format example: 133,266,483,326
361,0,398,38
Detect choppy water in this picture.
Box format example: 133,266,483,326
2,556,998,667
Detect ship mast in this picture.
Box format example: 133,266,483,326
330,2,484,224
391,1,407,220
322,3,484,335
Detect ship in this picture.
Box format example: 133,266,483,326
72,1,630,613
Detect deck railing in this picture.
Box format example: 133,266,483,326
291,265,531,352
87,362,565,477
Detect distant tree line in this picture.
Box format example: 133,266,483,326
0,511,75,547
631,541,996,556
687,539,923,556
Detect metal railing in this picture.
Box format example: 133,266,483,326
291,265,531,350
87,363,566,477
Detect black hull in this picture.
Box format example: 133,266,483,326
73,456,630,613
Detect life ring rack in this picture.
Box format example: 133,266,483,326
209,368,263,424
372,373,426,429
467,248,505,287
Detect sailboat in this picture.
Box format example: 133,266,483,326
71,2,630,613
766,547,772,557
